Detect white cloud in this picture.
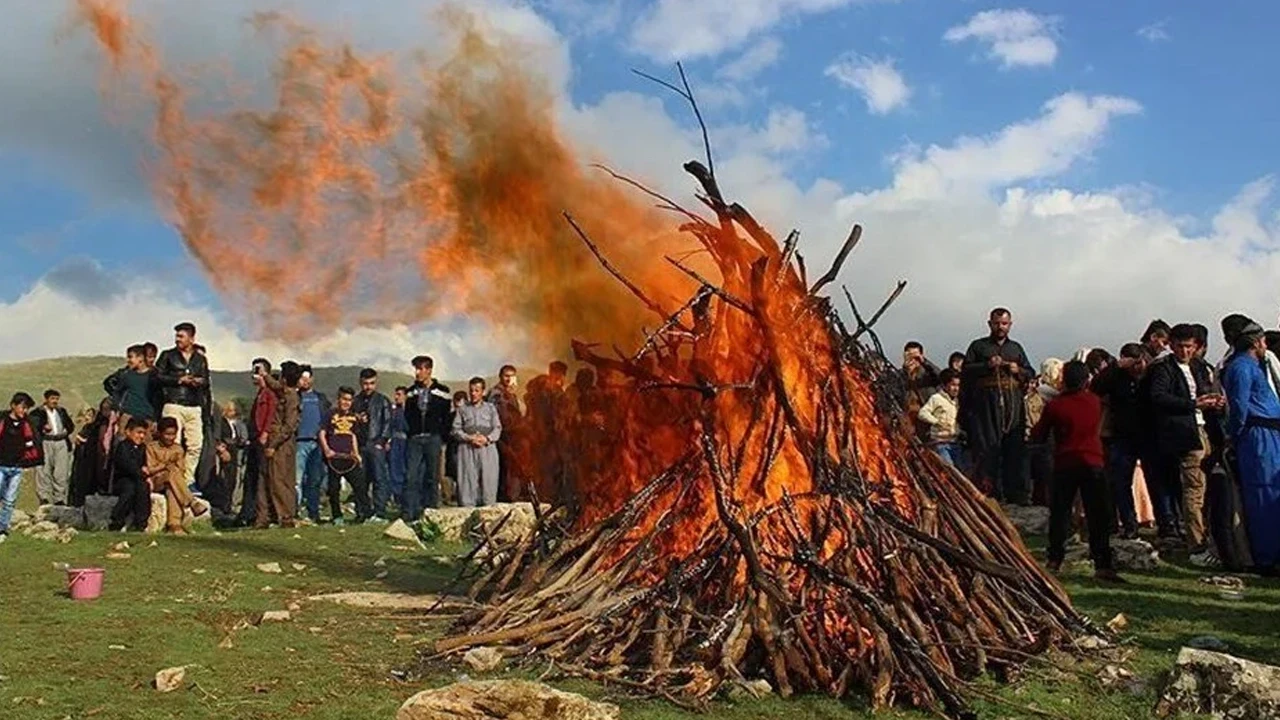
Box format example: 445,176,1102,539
824,54,911,114
944,9,1060,69
717,36,783,81
630,0,880,61
5,0,1280,378
1137,20,1171,43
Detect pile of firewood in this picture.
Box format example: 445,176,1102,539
429,73,1099,720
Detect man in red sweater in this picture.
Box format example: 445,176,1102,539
1030,360,1125,582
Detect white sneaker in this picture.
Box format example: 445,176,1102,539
0,532,7,544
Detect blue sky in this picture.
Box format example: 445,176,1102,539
2,0,1278,372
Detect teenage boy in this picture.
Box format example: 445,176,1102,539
1,393,44,543
353,368,392,522
403,355,452,520
148,417,211,534
155,322,211,488
1031,361,1125,583
918,369,964,470
319,387,368,524
110,418,156,532
104,345,162,435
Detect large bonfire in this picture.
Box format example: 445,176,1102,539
72,2,1097,717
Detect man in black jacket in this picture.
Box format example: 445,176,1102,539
353,368,394,520
154,322,212,489
403,355,451,519
1092,343,1151,538
1147,324,1223,558
29,389,75,505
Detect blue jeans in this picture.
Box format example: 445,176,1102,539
0,466,22,533
932,442,964,471
404,434,443,520
363,444,393,518
389,437,407,503
296,440,325,520
1106,440,1140,534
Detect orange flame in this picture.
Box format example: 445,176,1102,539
72,0,697,353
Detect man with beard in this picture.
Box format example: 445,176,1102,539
353,368,393,521
254,361,302,529
960,308,1034,504
1222,319,1280,576
487,365,525,501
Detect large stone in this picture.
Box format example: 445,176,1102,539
84,494,119,531
397,680,619,720
1001,504,1049,536
1065,537,1160,571
1156,647,1280,719
385,519,426,548
462,647,504,673
45,505,86,529
422,503,549,545
8,509,31,531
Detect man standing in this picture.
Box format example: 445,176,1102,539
238,359,275,527
212,401,248,522
1092,343,1152,538
154,322,211,489
255,361,302,529
1148,324,1223,563
960,308,1034,504
295,366,331,523
453,378,503,507
30,389,74,505
389,386,408,510
487,365,524,501
353,368,393,521
403,355,451,520
902,341,941,440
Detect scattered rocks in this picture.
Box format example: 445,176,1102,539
1106,613,1128,633
290,563,307,572
9,508,31,531
1075,635,1111,651
286,601,302,613
397,680,619,720
306,591,440,611
105,552,131,560
462,647,504,673
384,519,425,548
256,562,283,574
1157,648,1280,719
112,541,131,552
24,520,78,543
725,678,774,701
45,504,86,530
154,666,186,693
1001,504,1049,536
258,610,292,624
373,557,387,568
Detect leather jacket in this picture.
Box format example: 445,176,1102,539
353,390,392,445
154,347,212,408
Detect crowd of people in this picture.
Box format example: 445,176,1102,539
2,312,1279,584
0,323,588,539
903,308,1280,580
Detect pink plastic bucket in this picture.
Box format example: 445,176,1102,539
67,567,104,600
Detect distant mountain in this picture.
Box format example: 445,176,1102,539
0,356,511,412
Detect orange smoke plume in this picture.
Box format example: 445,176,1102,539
72,0,697,356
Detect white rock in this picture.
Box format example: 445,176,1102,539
258,610,292,624
145,494,167,534
397,680,619,720
154,666,186,693
1157,647,1280,719
384,519,425,548
256,562,283,574
461,647,504,673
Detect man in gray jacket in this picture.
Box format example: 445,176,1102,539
451,377,503,507
354,368,394,520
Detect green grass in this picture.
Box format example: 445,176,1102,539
2,478,1277,720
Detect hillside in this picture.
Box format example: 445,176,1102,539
0,356,498,412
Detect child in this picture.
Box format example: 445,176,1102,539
1030,361,1125,583
319,387,367,524
148,417,210,534
1,393,45,543
110,418,155,531
917,369,963,470
104,344,161,436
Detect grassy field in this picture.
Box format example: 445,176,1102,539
2,479,1277,720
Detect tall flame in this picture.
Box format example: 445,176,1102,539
72,0,697,353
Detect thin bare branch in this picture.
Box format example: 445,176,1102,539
563,212,668,320
853,280,908,340
665,256,754,314
810,223,862,295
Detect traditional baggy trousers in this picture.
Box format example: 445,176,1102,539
255,440,297,527
456,443,500,507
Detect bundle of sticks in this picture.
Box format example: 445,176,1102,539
431,79,1099,720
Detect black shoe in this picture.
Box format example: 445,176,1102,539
1095,568,1128,584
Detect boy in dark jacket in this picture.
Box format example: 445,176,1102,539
1,393,44,542
109,418,158,532
1031,361,1125,583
